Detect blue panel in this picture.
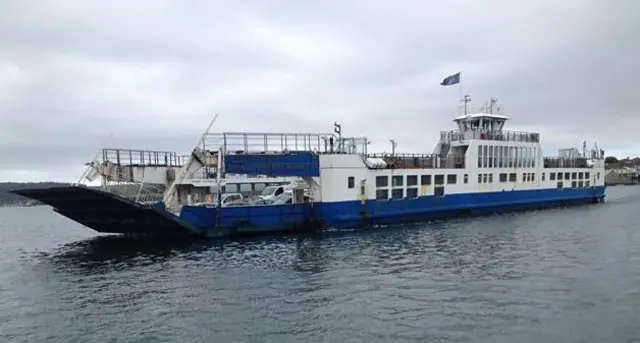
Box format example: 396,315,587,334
314,186,607,230
224,152,320,177
179,203,316,237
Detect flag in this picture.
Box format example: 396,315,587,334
440,72,461,86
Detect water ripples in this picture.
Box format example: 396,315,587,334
1,186,640,342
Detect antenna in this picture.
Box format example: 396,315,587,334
461,95,471,115
489,98,498,114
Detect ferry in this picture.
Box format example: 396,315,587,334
11,97,606,238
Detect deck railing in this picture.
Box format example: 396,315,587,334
101,148,184,167
204,132,370,155
367,153,465,169
442,129,540,143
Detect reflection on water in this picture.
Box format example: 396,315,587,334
0,186,640,342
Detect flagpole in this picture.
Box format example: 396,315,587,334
458,72,463,115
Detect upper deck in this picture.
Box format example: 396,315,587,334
441,129,540,143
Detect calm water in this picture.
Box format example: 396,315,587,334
1,187,640,343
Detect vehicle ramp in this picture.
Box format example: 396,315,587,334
11,186,202,236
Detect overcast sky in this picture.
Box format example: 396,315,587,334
0,0,637,182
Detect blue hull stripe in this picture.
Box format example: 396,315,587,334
180,186,606,236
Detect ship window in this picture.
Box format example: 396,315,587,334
464,174,469,184
488,174,493,183
483,174,488,183
533,148,537,167
376,189,389,200
406,188,418,198
376,176,388,187
509,173,517,182
392,175,403,187
578,172,584,179
571,172,577,180
550,172,555,180
478,145,483,168
391,188,404,199
447,174,457,184
585,172,590,179
421,175,432,185
348,176,355,189
434,186,445,197
597,172,600,179
407,175,418,186
531,173,535,182
493,146,498,168
483,145,488,168
478,174,483,183
508,147,515,167
488,145,493,168
522,173,527,182
518,147,523,168
578,181,584,187
499,173,507,182
586,181,590,187
564,172,570,180
557,182,563,189
542,173,546,181
571,181,577,188
434,174,445,185
557,173,563,180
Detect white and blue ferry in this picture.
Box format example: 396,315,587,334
12,98,606,237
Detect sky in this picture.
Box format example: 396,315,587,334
0,0,638,182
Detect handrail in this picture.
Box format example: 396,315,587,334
442,129,540,143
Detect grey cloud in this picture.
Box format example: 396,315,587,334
0,0,638,181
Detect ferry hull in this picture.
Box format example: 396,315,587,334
314,186,606,230
11,186,605,238
177,186,606,236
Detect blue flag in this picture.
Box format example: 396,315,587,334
440,72,461,86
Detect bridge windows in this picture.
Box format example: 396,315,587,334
550,172,556,180
585,172,590,179
348,176,355,189
447,174,457,184
571,172,577,180
434,174,445,185
578,172,584,179
509,173,517,182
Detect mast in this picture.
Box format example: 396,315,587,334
462,95,471,115
489,98,497,114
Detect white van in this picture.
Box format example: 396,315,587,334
258,185,290,202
